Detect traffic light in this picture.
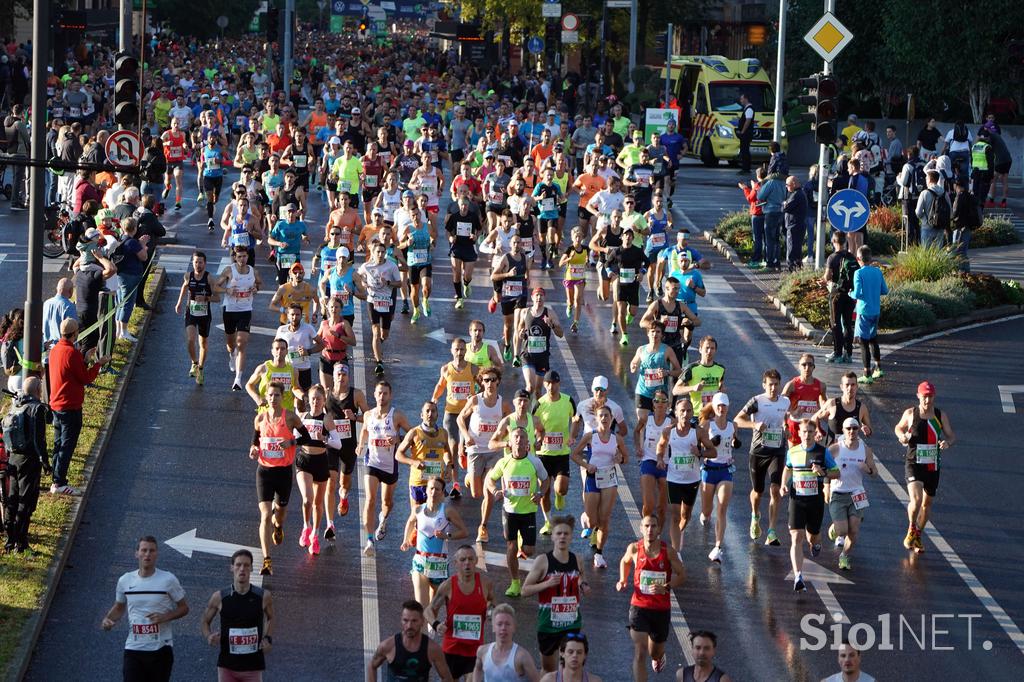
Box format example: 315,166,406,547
266,8,280,42
113,52,139,129
654,32,668,54
798,73,838,145
358,19,368,33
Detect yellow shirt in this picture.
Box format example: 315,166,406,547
331,155,364,195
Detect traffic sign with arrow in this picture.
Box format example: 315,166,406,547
827,189,870,233
104,130,142,169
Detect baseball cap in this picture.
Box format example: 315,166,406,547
591,376,609,391
83,227,102,240
404,139,414,147
514,389,531,400
338,246,351,259
352,107,361,114
547,108,557,116
711,392,729,407
96,208,114,222
842,417,861,429
211,97,220,103
917,381,936,396
289,262,305,274
328,136,342,145
544,371,561,383
402,189,415,199
220,90,229,96
484,150,494,158
200,93,210,99
284,203,298,212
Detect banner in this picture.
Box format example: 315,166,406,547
644,108,679,140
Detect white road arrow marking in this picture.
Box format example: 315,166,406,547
426,326,500,350
165,529,265,586
215,323,279,337
786,558,854,624
998,385,1024,413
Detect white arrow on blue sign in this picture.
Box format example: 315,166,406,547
527,36,544,54
827,188,870,233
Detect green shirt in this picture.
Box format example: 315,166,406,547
533,394,575,456
331,156,364,194
613,115,631,138
403,114,426,141
489,455,544,514
682,362,726,410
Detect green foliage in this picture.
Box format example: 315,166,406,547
865,229,900,257
893,277,976,319
958,273,1010,308
714,211,754,260
164,0,261,40
973,217,1022,249
891,245,961,282
777,269,830,328
1003,280,1024,306
880,289,937,329
867,206,902,234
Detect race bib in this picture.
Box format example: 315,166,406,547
653,160,665,175
188,300,209,316
364,174,378,187
796,400,818,418
333,289,351,307
278,253,298,268
456,221,473,238
595,465,618,489
671,454,696,470
260,436,285,460
233,289,252,300
452,614,483,641
338,180,352,193
569,264,585,280
793,470,819,496
915,443,938,466
543,433,564,450
371,437,392,448
235,115,246,128
662,316,679,334
430,150,439,163
639,570,666,595
649,232,666,248
619,268,637,284
852,489,869,510
550,595,578,624
232,231,251,247
130,619,160,643
526,335,547,354
372,293,392,312
643,368,665,389
70,106,82,118
335,419,353,440
292,154,307,169
422,459,444,479
408,249,429,266
541,198,556,213
763,427,784,448
228,627,259,655
520,237,534,252
423,555,448,580
506,475,532,496
449,381,472,401
288,349,310,370
502,280,523,299
489,189,504,203
478,421,499,435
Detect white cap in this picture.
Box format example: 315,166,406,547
711,392,729,408
842,417,861,429
338,246,351,259
591,376,609,391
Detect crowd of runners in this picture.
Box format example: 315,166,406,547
7,22,968,682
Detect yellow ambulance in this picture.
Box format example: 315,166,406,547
662,55,786,166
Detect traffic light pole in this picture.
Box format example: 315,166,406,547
627,0,638,93
814,0,835,270
773,0,786,144
120,0,132,52
24,0,50,378
282,0,295,101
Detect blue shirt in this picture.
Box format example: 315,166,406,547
660,132,685,165
42,294,77,347
850,264,888,317
675,270,704,313
271,220,307,255
757,178,787,214
202,147,224,178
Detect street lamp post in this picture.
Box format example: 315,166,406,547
318,0,327,31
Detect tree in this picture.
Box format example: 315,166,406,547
163,0,261,40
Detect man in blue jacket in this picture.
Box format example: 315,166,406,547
849,245,888,385
756,173,787,270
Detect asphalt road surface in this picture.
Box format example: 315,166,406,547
13,161,1024,681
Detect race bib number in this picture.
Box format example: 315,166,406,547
543,433,564,450
550,595,578,624
278,253,298,269
639,570,666,595
130,620,160,643
364,174,378,188
643,368,665,389
430,150,439,163
526,335,547,354
408,249,429,266
450,381,472,402
852,489,869,510
796,400,818,418
422,459,444,479
228,627,259,655
456,221,473,238
333,289,351,307
423,555,448,580
541,198,556,213
267,186,280,200
287,350,309,369
653,160,665,175
671,454,696,470
520,237,534,253
595,466,618,489
662,316,679,334
619,268,637,284
489,189,504,203
292,154,307,169
372,293,392,312
452,614,482,641
507,475,532,496
915,443,938,466
371,437,392,449
233,289,252,300
502,280,523,299
649,232,666,248
793,470,819,496
335,419,353,440
188,300,209,316
478,421,499,435
338,180,352,193
232,231,251,247
260,436,285,460
763,427,784,448
70,106,82,118
569,264,586,280
235,116,246,128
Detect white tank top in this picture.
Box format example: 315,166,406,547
706,420,736,465
381,188,403,222
642,413,671,462
832,438,867,493
468,394,503,454
667,427,701,484
588,430,618,469
415,503,449,555
490,227,514,268
365,408,397,470
483,642,524,682
223,263,256,313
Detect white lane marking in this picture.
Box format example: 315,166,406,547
214,323,278,337
998,385,1024,413
784,559,853,624
881,314,1024,358
545,270,696,666
0,254,6,265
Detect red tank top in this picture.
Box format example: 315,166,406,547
632,540,671,611
787,377,823,443
318,319,348,362
443,573,488,656
257,409,296,467
162,130,186,162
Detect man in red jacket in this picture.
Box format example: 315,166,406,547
47,318,110,495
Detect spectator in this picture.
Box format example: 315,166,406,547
134,195,166,311
2,377,52,554
0,307,25,392
984,129,1013,209
841,115,862,153
981,113,1001,137
114,218,149,342
849,245,888,385
843,158,870,254
915,170,950,248
48,318,111,495
3,103,30,209
941,120,972,183
103,173,132,211
756,170,787,270
896,145,924,245
884,125,904,174
140,136,167,206
802,166,820,262
767,141,788,178
738,167,766,268
72,236,117,350
823,232,858,363
43,278,77,350
44,118,64,208
916,117,941,161
950,177,980,272
111,184,140,222
782,175,808,271
971,129,995,207
72,169,103,214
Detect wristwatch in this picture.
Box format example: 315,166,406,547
262,634,273,644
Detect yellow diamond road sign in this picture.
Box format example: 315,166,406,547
803,12,853,63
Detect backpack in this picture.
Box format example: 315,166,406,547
927,188,951,231
952,123,968,143
0,340,17,374
1,400,31,455
910,163,927,197
836,254,859,294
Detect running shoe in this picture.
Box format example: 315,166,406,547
50,484,80,496
410,309,420,324
835,535,845,549
299,527,312,548
374,361,385,376
708,546,723,563
747,261,765,270
338,498,349,516
272,522,284,545
455,297,464,310
903,528,916,550
766,529,781,546
504,579,522,598
811,543,822,557
502,346,512,362
477,526,489,543
794,575,806,592
195,367,204,386
324,524,336,541
838,553,851,571
174,202,182,211
625,312,634,325
828,524,837,541
570,322,578,335
857,374,874,385
374,514,388,541
449,483,462,500
554,492,566,511
565,304,572,318
464,281,472,297
309,536,320,555
228,349,237,373
161,187,170,200
232,382,243,392
872,367,885,379
423,299,431,317
401,300,410,315
488,298,498,314
609,323,618,335
260,558,273,576
512,357,521,368
593,553,607,569
580,527,593,539
619,334,629,347
189,362,198,377
197,192,205,203
362,539,375,557
749,515,762,540
540,520,553,536
652,653,667,674
825,353,839,363
207,218,215,232
912,533,925,553
646,290,655,303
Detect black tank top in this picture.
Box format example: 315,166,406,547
328,390,359,454
656,298,682,345
387,632,431,681
907,407,943,460
188,269,212,300
515,211,535,238
279,187,299,210
217,585,265,671
600,227,623,262
525,307,552,356
681,665,726,682
827,398,861,440
500,253,528,301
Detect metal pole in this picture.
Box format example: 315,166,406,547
24,0,50,378
283,0,295,101
599,2,607,98
772,0,786,144
120,0,132,52
814,0,835,270
627,0,638,93
663,23,673,105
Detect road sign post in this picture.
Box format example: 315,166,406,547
104,130,142,168
827,189,870,233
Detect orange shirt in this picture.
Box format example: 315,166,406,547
530,143,554,167
573,173,606,207
267,133,291,155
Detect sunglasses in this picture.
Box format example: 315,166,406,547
844,427,860,432
564,632,587,642
653,398,670,404
593,387,607,393
481,378,498,384
330,231,342,236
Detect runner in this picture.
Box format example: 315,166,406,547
465,319,504,371
734,369,791,547
588,207,624,303
699,393,741,563
101,536,189,682
267,204,310,286
424,544,497,681
532,372,579,534
674,336,725,412
571,405,628,569
571,376,627,538
537,633,603,682
458,366,512,543
780,419,839,591
521,515,589,673
220,190,261,266
357,380,414,557
489,233,531,364
486,427,550,597
214,246,262,391
325,363,369,536
269,261,318,326
433,339,479,500
160,117,190,210
173,251,213,386
629,322,681,420
446,195,484,310
677,631,733,682
366,600,454,682
313,297,355,390
319,250,362,327
274,302,321,410
396,401,455,507
782,353,828,446
199,549,274,682
639,278,699,368
610,227,649,346
634,387,672,528
357,239,403,376
616,515,684,681
643,193,673,301
656,399,715,554
296,385,335,555
399,207,434,323
827,418,876,570
532,166,563,269
557,226,588,334
894,381,956,554
198,136,226,232
399,477,468,609
471,603,541,681
516,288,563,401
244,338,301,414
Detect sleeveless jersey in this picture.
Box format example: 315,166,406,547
641,413,672,462
408,426,448,486
185,269,212,318
413,502,450,581
224,263,256,313
441,363,475,415
217,585,265,671
524,307,552,357
258,361,297,412
667,426,700,484
632,540,672,611
636,343,670,398
442,573,488,657
464,342,491,369
366,408,398,472
534,394,574,456
537,551,582,633
258,410,296,468
908,407,943,471
832,438,868,494
467,395,503,454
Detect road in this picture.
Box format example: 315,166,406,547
13,161,1024,681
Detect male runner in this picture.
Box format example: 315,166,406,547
214,246,262,391
532,372,579,533
366,600,454,682
458,366,512,543
173,251,213,386
472,604,541,681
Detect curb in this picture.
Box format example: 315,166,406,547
8,267,167,682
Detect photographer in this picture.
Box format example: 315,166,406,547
3,377,52,554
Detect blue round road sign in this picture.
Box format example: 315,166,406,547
527,37,544,54
827,188,871,233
